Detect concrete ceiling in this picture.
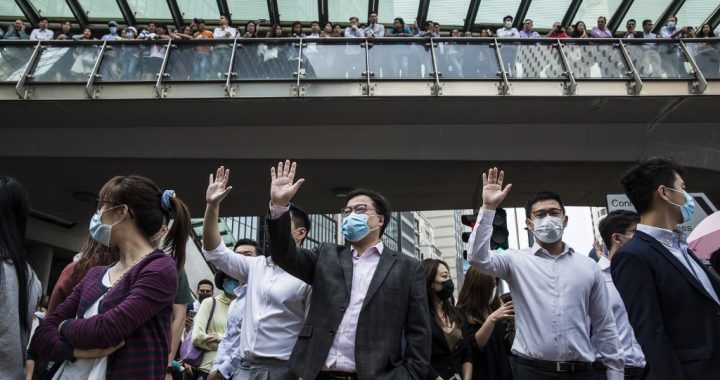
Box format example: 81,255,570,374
1,96,718,226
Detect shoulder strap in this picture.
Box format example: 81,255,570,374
204,297,217,333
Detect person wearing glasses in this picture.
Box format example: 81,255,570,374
264,160,431,380
467,168,623,380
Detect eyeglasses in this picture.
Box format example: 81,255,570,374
95,199,120,212
531,208,563,219
340,204,375,217
197,290,212,295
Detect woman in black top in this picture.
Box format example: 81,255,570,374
456,266,514,380
422,259,472,380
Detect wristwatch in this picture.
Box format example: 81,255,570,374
166,366,174,373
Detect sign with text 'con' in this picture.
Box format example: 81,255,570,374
606,193,717,233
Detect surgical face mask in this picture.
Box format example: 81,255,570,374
223,278,240,294
665,187,695,223
197,292,211,303
504,21,513,28
125,32,135,39
341,213,379,242
489,286,497,304
89,205,124,247
435,279,454,300
109,26,118,34
667,21,676,28
531,216,564,244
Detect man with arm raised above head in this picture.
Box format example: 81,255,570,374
266,160,431,380
467,168,623,380
202,166,311,380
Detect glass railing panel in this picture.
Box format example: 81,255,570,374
233,39,299,80
165,40,234,81
301,39,365,80
367,39,434,79
685,40,720,79
0,43,36,82
96,40,168,82
562,41,630,79
28,42,104,82
433,39,499,79
622,40,694,79
496,40,566,79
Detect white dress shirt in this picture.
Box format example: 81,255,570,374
30,28,53,40
213,26,237,39
496,27,520,38
598,255,646,368
636,224,719,305
203,243,311,360
468,209,624,380
212,285,248,378
365,23,385,37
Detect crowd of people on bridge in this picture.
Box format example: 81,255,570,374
2,11,719,81
1,156,719,380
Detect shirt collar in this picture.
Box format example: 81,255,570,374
531,242,574,258
637,224,687,246
234,284,247,297
351,241,384,258
598,254,611,272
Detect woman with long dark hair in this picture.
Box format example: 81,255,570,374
456,266,514,380
31,175,191,379
0,176,41,379
422,259,472,380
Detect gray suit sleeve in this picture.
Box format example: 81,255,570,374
400,261,432,380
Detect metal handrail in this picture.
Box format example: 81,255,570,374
491,39,510,96
224,38,239,97
154,39,174,98
554,40,577,96
428,38,442,95
14,41,43,100
84,41,108,99
617,40,643,95
678,40,708,94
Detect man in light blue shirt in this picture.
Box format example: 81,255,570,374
519,19,540,38
597,210,646,379
468,168,623,380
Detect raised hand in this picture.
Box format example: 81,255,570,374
270,160,305,207
481,167,512,210
206,166,233,206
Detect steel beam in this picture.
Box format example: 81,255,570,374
417,0,430,28
513,0,533,29
707,4,720,31
319,0,328,25
268,0,279,25
165,0,184,27
607,0,635,33
653,0,686,34
115,0,136,27
463,0,481,32
14,0,39,26
561,0,583,29
64,0,88,29
217,0,231,22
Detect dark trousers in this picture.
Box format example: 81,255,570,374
510,356,596,380
594,366,642,380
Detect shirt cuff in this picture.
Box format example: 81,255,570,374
216,360,236,379
605,368,624,380
268,201,289,220
479,208,496,226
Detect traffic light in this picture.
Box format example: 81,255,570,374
491,208,509,250
461,214,477,243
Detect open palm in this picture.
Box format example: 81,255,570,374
206,166,233,205
270,160,305,206
482,167,512,209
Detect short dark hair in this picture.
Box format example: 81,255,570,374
197,279,214,290
620,157,686,215
346,188,391,237
642,19,653,27
310,21,319,26
525,191,566,218
503,15,513,22
214,271,228,289
38,17,49,23
349,17,359,22
599,210,640,250
598,16,607,22
292,21,302,28
394,17,405,25
289,203,311,233
234,238,260,254
368,11,378,18
627,19,636,25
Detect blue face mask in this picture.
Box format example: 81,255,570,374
666,188,695,223
223,278,240,294
88,205,124,247
109,26,118,34
341,212,380,242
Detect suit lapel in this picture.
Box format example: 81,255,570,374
339,246,353,299
637,231,717,303
360,249,398,312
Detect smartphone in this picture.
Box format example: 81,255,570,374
500,292,512,303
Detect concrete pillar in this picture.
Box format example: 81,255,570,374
27,245,53,295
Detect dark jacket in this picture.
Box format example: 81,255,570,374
611,231,720,380
268,211,431,380
458,308,513,380
425,309,472,380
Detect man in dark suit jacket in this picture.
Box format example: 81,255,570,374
612,157,720,380
265,160,431,380
621,19,644,38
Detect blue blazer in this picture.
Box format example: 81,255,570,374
611,230,720,380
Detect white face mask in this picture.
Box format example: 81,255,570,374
504,21,513,28
531,216,564,244
489,286,497,304
667,21,676,28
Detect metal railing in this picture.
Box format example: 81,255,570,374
0,37,718,99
